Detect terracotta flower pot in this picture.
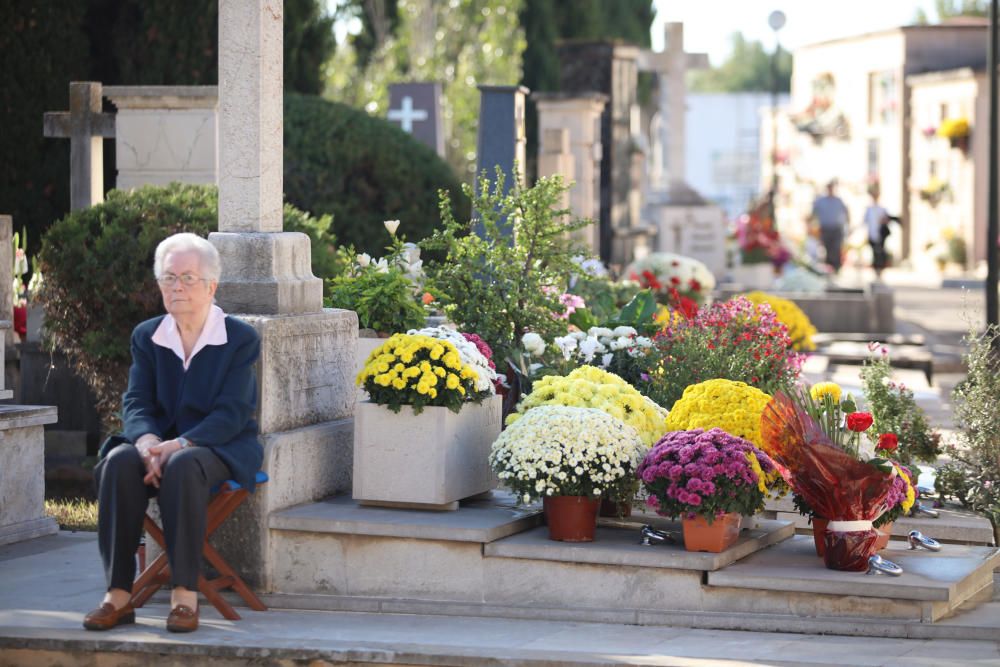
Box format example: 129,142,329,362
599,498,632,518
681,512,741,553
544,495,600,542
811,517,828,557
874,521,894,551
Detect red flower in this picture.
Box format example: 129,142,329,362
670,276,681,286
641,270,662,291
689,278,702,292
877,433,899,452
846,412,874,432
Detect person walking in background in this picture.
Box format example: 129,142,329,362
811,180,849,273
863,185,891,278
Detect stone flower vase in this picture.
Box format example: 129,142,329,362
682,512,741,553
544,495,600,542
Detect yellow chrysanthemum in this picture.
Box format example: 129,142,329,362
897,465,916,514
741,291,818,352
446,374,460,389
664,379,772,449
809,381,842,404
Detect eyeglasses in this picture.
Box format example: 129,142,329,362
156,273,207,287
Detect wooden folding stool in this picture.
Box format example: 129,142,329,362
130,471,269,620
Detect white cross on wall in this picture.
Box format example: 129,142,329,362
387,96,428,133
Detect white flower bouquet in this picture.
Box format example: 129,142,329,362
623,252,716,304
490,404,646,503
408,326,498,394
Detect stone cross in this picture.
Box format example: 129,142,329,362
209,0,321,315
639,23,709,191
42,82,116,210
387,96,427,132
387,83,445,157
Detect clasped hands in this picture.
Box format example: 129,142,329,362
136,438,185,488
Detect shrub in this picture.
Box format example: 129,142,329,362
36,183,334,431
284,93,468,254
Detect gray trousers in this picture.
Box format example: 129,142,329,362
820,226,844,272
94,443,230,591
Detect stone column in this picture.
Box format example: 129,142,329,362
0,215,12,348
534,93,608,253
103,86,218,190
207,0,356,590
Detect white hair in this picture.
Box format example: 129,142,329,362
153,233,221,282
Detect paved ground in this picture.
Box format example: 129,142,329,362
0,532,997,667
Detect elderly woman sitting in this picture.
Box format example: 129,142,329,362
84,233,262,633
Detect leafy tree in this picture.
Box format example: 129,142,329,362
915,0,989,23
689,32,791,93
326,0,526,179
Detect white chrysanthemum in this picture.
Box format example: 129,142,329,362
408,326,497,393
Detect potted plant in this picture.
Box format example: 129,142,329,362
507,365,668,516
740,291,818,352
638,428,780,553
938,117,970,151
489,405,646,541
353,332,500,510
622,252,715,307
327,220,430,381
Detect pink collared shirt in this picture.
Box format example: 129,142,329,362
151,304,229,371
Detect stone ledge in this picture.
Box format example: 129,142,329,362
0,405,58,430
269,491,542,543
707,534,999,604
0,517,58,547
484,519,794,571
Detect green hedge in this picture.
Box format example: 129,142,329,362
284,93,467,253
36,183,337,431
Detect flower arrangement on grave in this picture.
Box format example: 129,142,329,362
356,333,491,414
327,220,429,335
622,252,715,305
407,326,498,394
919,177,950,207
664,379,772,449
859,344,940,465
760,386,901,571
937,117,970,141
490,404,646,505
735,198,790,268
739,292,818,352
771,264,828,294
11,228,30,339
639,428,781,523
549,327,654,386
643,297,803,411
507,366,667,448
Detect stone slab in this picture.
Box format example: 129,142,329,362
270,490,542,544
0,417,57,542
0,405,57,430
707,534,999,604
0,517,58,547
484,519,794,571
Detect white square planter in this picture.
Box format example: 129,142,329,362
353,395,502,510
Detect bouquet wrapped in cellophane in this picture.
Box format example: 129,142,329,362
760,391,897,571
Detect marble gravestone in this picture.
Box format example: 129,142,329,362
387,83,445,157
0,215,58,546
205,0,357,590
104,86,218,190
474,85,529,237
557,42,652,268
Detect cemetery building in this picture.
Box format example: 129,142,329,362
767,20,988,268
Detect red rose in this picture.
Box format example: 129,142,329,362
877,433,899,452
846,412,874,432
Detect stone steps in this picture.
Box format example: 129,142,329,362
267,493,999,638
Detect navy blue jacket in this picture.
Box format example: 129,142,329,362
118,315,264,492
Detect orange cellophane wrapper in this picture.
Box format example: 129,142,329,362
761,393,895,571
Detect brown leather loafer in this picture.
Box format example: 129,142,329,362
83,602,136,631
166,604,199,633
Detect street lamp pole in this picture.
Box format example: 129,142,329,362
988,0,999,331
768,10,786,226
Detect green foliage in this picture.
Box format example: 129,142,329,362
325,0,526,179
284,0,337,95
937,327,1000,545
859,350,941,465
568,275,642,326
421,169,590,369
284,93,465,253
35,183,334,431
915,0,989,23
0,1,89,261
326,257,427,334
689,33,792,93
